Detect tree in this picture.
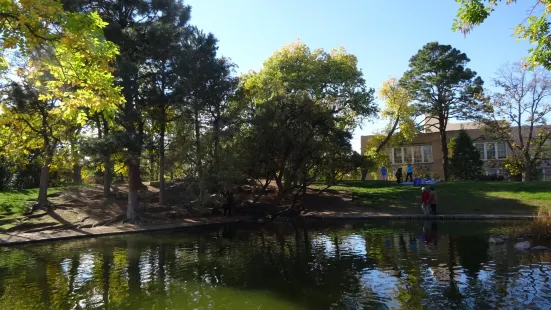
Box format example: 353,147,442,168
63,0,193,220
361,77,417,180
481,62,551,181
401,42,484,181
0,0,121,207
453,0,551,69
449,129,483,180
138,4,192,205
237,41,376,202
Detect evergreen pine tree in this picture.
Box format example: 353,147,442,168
450,130,483,180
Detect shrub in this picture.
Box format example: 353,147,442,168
450,130,483,180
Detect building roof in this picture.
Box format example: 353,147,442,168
422,116,479,133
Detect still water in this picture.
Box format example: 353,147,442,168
0,220,550,310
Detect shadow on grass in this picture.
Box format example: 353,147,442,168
329,181,549,215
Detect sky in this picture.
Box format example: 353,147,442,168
184,0,535,152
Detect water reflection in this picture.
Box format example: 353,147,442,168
0,220,550,309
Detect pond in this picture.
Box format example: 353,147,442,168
0,220,550,309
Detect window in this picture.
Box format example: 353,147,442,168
497,143,507,159
475,143,484,159
413,146,423,163
474,142,507,160
393,147,403,164
422,145,433,163
486,143,495,159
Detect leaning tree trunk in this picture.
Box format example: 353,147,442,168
159,107,166,205
126,162,141,221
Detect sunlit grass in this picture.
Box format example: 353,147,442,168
0,188,61,215
316,181,551,214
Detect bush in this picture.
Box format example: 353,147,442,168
449,130,483,180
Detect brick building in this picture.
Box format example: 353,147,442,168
360,120,551,181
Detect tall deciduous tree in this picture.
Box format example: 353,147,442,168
401,42,484,180
0,0,121,206
237,41,376,202
453,0,551,69
361,77,417,180
449,129,483,180
482,62,551,181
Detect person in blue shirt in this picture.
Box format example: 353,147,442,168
406,164,413,182
381,166,387,181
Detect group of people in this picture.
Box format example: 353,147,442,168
380,164,438,215
420,186,438,215
380,164,414,184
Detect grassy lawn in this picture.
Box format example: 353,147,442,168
0,187,61,216
325,181,551,215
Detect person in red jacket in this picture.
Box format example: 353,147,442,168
421,187,430,215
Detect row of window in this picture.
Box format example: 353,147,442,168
474,142,507,160
389,145,433,164
387,141,508,165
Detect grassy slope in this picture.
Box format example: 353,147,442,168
0,188,61,215
326,181,551,214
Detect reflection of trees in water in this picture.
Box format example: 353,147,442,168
0,222,551,309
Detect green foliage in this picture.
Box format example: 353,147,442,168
0,0,122,112
401,42,484,121
450,130,483,180
401,42,484,180
236,41,376,196
453,0,551,69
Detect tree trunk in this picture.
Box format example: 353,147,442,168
38,154,52,207
275,174,286,204
126,162,140,221
101,115,112,197
137,121,145,187
73,164,82,185
159,110,166,205
361,169,368,181
103,156,112,197
522,161,534,182
439,129,450,181
194,108,203,207
213,108,221,181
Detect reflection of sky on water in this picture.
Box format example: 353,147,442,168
3,222,551,309
309,226,551,309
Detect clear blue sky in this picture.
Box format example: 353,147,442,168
185,0,534,152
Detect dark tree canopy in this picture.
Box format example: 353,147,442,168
450,130,483,180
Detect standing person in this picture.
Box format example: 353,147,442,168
421,187,430,215
428,186,438,215
381,166,388,181
406,163,413,182
395,167,403,184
